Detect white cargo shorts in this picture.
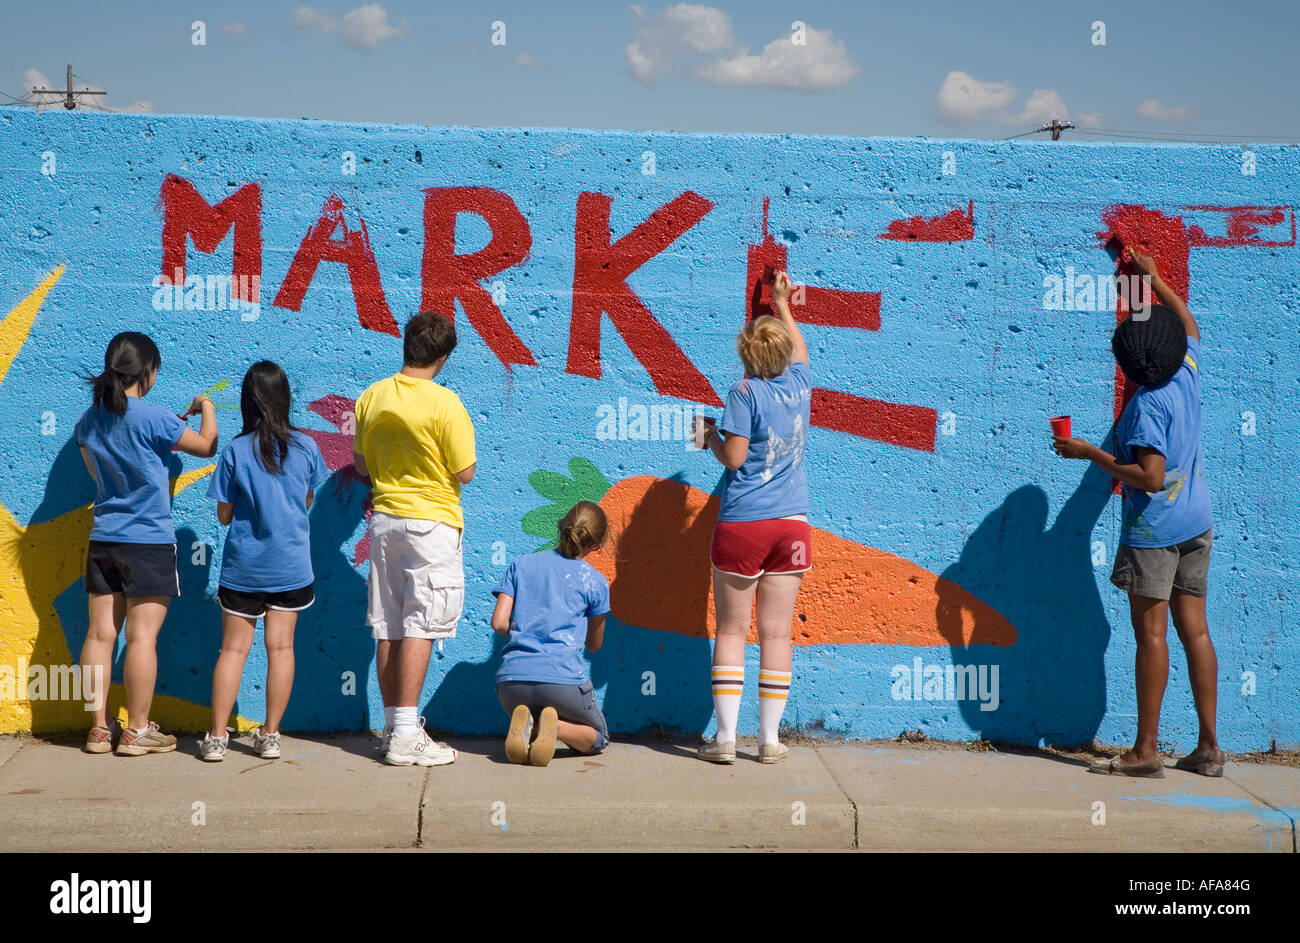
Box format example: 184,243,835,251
366,511,464,641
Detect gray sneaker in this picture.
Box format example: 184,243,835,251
250,727,281,759
199,731,229,762
116,721,177,756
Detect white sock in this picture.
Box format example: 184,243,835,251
392,707,418,739
383,706,396,730
757,669,792,746
711,665,744,744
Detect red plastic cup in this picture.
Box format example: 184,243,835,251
1049,415,1072,439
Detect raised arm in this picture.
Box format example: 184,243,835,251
175,395,218,457
1129,247,1199,341
772,271,809,364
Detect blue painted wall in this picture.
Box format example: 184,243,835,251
1,107,1295,750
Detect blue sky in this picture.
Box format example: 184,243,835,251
2,0,1297,140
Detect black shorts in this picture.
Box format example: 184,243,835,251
217,584,315,618
85,541,179,598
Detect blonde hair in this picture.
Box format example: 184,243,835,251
737,315,793,379
557,501,608,559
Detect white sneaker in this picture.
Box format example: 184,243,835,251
199,731,229,762
250,727,281,759
384,718,456,767
378,726,393,753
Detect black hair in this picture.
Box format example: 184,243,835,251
404,312,458,368
89,332,162,416
238,360,295,473
1111,305,1188,388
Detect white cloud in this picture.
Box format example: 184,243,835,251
1134,99,1201,122
626,5,856,91
1076,111,1104,130
626,3,736,83
292,6,336,32
515,52,555,73
222,22,248,37
934,70,1079,128
340,4,407,51
698,26,859,92
934,70,1017,125
1014,88,1069,125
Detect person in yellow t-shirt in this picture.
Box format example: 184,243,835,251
352,312,476,768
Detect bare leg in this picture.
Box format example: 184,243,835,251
210,612,256,737
1169,589,1223,761
375,639,393,707
556,719,599,754
390,637,433,707
712,567,758,666
755,572,802,672
80,593,125,728
1125,593,1169,765
122,597,170,731
262,609,297,734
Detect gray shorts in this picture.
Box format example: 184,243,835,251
1111,529,1212,600
496,680,608,754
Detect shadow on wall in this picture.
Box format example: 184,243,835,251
425,474,717,738
590,474,714,736
290,472,372,732
936,459,1115,745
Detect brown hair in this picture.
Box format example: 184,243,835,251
404,311,458,367
736,315,793,379
557,501,608,559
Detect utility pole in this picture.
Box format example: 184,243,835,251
1038,118,1075,140
29,65,106,110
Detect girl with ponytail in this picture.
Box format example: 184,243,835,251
490,501,612,766
76,331,219,756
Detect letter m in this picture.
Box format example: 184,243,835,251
159,174,262,303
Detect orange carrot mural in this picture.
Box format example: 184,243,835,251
523,458,1018,648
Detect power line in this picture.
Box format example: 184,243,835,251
27,64,106,110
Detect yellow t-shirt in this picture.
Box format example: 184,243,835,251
354,373,476,528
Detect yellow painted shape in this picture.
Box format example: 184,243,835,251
0,268,244,734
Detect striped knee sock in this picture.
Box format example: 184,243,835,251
757,669,792,746
711,665,745,744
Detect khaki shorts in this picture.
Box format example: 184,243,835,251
1110,529,1212,600
366,512,464,641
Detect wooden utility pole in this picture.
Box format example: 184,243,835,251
1038,118,1075,140
30,65,107,110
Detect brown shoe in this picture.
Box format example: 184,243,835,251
115,721,177,756
1174,749,1225,777
1088,755,1165,778
505,705,532,765
529,707,558,767
83,722,119,754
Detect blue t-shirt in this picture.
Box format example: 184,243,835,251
207,430,328,593
494,550,611,686
717,360,812,522
75,398,187,544
1115,336,1213,548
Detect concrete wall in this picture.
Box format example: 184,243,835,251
1,107,1296,750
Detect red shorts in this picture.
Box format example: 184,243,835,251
710,518,813,578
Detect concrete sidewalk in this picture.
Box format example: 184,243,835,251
0,734,1294,852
